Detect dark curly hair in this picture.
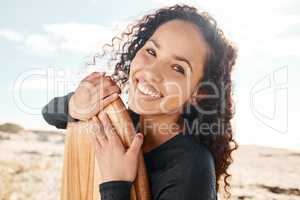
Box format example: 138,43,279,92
90,4,238,199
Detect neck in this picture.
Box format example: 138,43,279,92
139,112,183,154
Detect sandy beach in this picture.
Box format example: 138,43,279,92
0,129,299,200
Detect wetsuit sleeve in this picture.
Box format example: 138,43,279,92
157,151,218,200
99,181,132,200
97,151,218,200
41,92,79,129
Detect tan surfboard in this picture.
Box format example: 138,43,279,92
60,97,151,200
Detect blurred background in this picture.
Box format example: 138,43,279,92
0,0,299,199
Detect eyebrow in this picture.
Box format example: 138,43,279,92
148,38,193,72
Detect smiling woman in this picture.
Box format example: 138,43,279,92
42,3,238,200
128,19,209,115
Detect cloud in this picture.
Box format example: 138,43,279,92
275,0,300,15
150,0,182,5
23,34,57,55
1,21,128,57
0,29,24,42
3,1,300,60
43,22,124,55
277,21,300,38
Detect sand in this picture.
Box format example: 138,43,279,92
0,130,299,200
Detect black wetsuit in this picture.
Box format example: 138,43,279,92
42,93,218,200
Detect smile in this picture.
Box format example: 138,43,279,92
136,78,163,99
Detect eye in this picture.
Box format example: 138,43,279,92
172,64,185,75
146,48,156,57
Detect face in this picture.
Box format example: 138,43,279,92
128,19,209,115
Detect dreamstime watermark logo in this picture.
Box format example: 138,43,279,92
250,66,288,134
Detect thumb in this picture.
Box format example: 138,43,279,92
126,133,144,157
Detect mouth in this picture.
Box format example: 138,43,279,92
135,77,163,99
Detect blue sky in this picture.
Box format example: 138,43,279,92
1,0,300,150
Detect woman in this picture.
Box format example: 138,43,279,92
42,4,238,200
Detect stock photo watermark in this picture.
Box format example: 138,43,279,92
250,66,288,134
13,66,239,137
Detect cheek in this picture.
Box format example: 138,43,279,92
159,81,190,112
131,51,151,69
128,50,153,86
128,53,144,81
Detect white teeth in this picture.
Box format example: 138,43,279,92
137,82,161,98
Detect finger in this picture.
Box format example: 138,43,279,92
87,122,98,146
126,133,144,157
93,132,102,152
91,117,108,146
102,85,121,98
84,72,105,82
92,116,101,124
105,75,118,85
99,112,116,139
93,84,120,100
92,75,115,88
88,74,109,86
88,124,103,154
89,75,104,86
99,93,119,110
90,116,101,132
79,78,95,92
105,76,120,88
99,113,126,153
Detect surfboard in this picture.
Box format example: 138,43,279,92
60,98,151,200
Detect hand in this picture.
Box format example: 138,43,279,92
69,72,121,121
90,112,144,183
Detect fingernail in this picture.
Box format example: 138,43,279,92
137,133,143,139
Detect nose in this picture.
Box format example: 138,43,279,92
143,63,164,83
